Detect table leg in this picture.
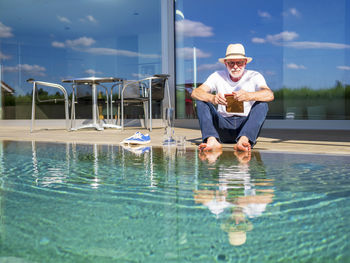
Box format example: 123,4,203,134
149,78,152,131
101,86,121,129
71,82,103,131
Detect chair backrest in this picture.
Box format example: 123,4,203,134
150,78,165,101
123,81,143,99
151,74,169,101
75,84,92,99
122,74,169,101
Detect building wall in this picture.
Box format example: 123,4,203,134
1,0,350,129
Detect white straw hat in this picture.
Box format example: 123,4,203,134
218,43,252,64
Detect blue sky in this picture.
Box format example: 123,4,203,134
0,0,349,96
0,0,161,95
175,0,350,90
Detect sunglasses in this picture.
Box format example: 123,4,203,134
225,60,246,67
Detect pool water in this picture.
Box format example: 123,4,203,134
0,141,350,262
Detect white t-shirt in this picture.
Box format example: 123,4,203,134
218,163,268,219
203,70,267,117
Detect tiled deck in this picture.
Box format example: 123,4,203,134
1,125,350,155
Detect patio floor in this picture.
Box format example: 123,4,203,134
1,124,350,155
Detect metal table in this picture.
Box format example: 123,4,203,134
62,77,122,131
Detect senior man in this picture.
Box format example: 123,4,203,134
191,43,274,152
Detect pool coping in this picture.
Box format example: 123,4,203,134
0,126,350,155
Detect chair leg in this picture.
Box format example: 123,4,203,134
148,78,152,131
116,103,120,126
70,88,76,130
121,98,124,130
143,101,148,129
30,83,37,133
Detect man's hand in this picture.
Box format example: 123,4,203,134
232,90,251,102
232,86,274,102
212,93,227,105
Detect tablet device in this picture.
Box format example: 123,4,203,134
225,94,244,113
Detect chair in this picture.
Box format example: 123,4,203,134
27,79,70,132
120,74,170,131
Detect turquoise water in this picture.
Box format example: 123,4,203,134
0,141,350,263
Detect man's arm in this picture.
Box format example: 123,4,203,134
233,86,274,102
191,84,227,105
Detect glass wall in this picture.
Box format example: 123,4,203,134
175,0,350,120
0,0,163,119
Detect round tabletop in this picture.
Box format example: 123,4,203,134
62,77,123,84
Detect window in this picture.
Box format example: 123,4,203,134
175,0,350,120
0,0,162,119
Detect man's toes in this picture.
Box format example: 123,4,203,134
199,143,212,151
234,142,251,152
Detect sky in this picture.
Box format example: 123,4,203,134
175,0,350,90
0,0,349,96
0,0,162,95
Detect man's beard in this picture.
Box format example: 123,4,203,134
229,68,244,80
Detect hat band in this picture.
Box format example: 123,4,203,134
225,53,245,57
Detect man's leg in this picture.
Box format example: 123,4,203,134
195,100,223,151
235,102,268,151
196,100,239,151
195,100,220,142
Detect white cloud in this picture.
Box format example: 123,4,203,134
80,15,98,23
252,37,266,44
52,37,95,49
84,47,160,59
3,64,46,76
266,31,299,43
176,47,211,60
52,37,159,59
0,51,11,60
196,62,224,72
252,31,350,49
285,41,350,49
57,15,71,23
289,8,300,17
85,69,103,75
86,15,97,23
259,70,276,76
258,10,271,19
282,8,301,17
66,37,95,47
84,47,132,56
176,19,213,37
0,21,13,38
287,63,306,70
52,41,65,48
252,31,299,45
337,66,350,71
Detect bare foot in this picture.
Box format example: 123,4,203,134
234,136,251,152
199,150,223,164
234,151,251,164
199,137,222,151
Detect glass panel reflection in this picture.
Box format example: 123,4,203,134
0,0,162,119
175,0,350,120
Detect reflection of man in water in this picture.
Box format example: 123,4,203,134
221,207,253,246
194,151,274,246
